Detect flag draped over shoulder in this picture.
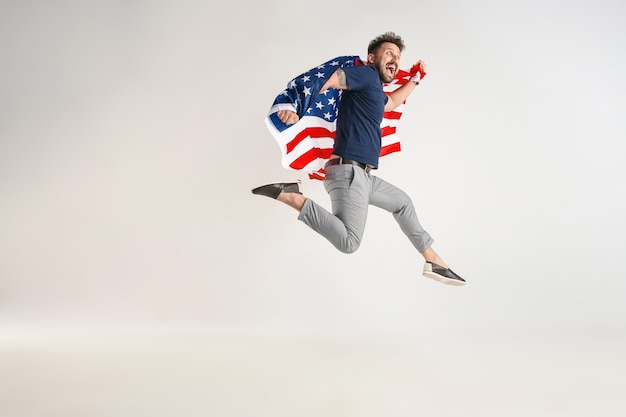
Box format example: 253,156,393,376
264,56,422,180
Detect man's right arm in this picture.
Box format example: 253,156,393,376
320,68,349,92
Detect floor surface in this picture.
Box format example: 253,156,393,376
1,327,624,417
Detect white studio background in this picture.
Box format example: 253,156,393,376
1,0,625,337
2,2,626,416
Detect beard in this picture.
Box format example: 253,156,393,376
377,61,397,83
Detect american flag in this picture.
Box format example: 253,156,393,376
265,55,423,180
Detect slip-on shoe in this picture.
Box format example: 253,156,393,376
423,262,466,286
251,181,302,199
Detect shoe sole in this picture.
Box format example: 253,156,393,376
423,271,466,286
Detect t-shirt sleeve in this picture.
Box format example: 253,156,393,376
342,65,379,91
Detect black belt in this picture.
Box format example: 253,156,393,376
325,158,373,173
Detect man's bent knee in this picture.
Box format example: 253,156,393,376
335,238,361,254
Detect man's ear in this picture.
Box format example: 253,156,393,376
367,53,375,65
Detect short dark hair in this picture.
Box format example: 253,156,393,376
367,31,405,54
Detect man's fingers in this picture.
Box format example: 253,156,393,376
278,110,299,125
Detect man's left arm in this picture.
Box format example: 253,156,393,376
384,60,426,111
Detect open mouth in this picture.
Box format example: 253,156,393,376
385,64,396,76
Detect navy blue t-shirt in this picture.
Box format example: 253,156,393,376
333,65,388,168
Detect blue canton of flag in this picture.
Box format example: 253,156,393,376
268,56,361,133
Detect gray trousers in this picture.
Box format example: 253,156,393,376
298,163,434,254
